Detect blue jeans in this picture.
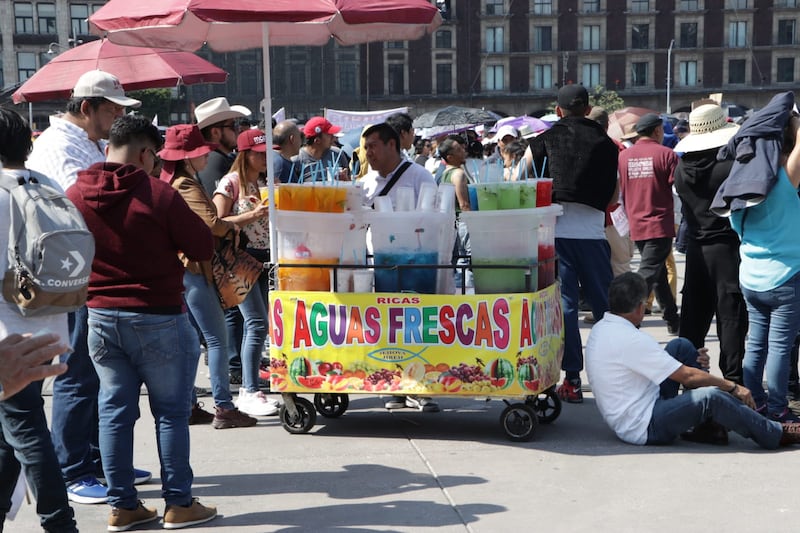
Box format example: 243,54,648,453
741,271,800,417
184,271,234,409
50,305,102,482
556,238,613,376
646,338,783,448
0,381,77,532
88,309,196,509
236,275,269,393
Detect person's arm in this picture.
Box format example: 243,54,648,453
451,168,471,211
212,192,268,226
785,115,800,188
170,193,214,262
668,365,754,408
0,333,68,401
174,178,236,238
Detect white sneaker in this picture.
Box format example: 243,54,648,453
235,388,279,416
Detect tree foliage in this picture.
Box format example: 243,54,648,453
127,88,174,124
589,85,624,112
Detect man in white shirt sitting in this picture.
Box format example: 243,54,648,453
585,272,800,449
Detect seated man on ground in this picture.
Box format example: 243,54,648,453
585,272,800,449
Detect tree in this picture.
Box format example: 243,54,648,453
589,85,624,112
127,88,174,124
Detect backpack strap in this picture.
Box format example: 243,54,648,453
377,161,412,198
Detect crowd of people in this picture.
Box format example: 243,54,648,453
2,70,800,533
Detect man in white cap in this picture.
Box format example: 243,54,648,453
26,70,150,506
194,97,247,196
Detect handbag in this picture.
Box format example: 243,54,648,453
211,230,264,309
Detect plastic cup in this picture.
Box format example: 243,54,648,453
417,183,437,211
396,186,415,212
437,183,455,214
259,186,269,202
330,269,352,292
535,178,553,207
352,269,374,293
374,196,394,212
467,184,479,211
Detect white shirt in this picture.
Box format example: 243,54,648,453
27,115,106,192
584,312,681,445
555,201,606,240
360,160,436,208
0,168,68,343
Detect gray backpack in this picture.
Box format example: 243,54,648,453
0,171,95,316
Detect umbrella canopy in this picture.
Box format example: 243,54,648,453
412,106,500,129
492,115,551,134
12,39,227,104
89,0,441,260
607,106,661,143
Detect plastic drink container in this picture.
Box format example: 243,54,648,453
535,178,553,207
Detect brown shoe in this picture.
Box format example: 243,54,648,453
780,422,800,446
107,501,158,532
188,402,214,425
163,498,217,529
211,406,257,429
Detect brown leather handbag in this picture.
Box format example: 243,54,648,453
211,230,264,309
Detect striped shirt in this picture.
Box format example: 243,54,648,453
27,115,106,192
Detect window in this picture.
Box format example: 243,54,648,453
582,25,601,50
338,63,356,95
533,64,553,89
436,0,451,19
728,59,746,83
486,27,504,53
435,30,452,49
632,61,648,86
680,22,698,47
239,63,257,95
775,0,797,6
582,63,600,87
37,3,56,34
679,60,698,86
290,68,306,94
729,21,747,47
14,3,34,33
436,63,452,94
778,20,796,45
533,0,552,15
679,0,698,9
777,57,795,83
388,64,404,94
17,52,37,81
386,41,405,49
534,26,552,51
486,0,504,14
632,24,649,49
727,0,747,7
583,0,600,12
70,4,89,35
486,65,504,91
631,0,649,12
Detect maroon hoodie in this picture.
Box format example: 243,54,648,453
67,162,213,310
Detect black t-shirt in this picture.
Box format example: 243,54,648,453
197,150,235,197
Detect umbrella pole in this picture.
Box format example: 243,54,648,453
263,22,277,262
28,103,33,128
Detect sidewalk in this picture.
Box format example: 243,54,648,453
10,253,800,532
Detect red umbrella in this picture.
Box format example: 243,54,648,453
607,106,661,142
88,0,442,259
12,39,227,104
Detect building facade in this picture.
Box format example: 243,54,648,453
1,0,798,125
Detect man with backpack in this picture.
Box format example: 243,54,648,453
66,115,217,530
26,70,151,505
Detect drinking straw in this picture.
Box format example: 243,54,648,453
289,161,295,183
540,156,547,179
331,149,344,178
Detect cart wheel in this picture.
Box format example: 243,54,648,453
313,393,349,418
279,397,316,434
527,388,562,424
500,403,539,442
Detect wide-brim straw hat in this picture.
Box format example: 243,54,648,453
194,97,246,130
158,124,217,161
674,104,739,153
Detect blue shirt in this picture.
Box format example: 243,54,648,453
731,167,800,291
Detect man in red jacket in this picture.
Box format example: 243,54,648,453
619,113,680,335
66,115,217,531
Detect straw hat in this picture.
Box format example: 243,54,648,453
158,124,217,161
194,97,246,130
620,123,639,141
674,104,739,153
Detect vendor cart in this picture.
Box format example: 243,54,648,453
268,262,564,442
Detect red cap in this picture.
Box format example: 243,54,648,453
302,116,342,138
237,129,267,152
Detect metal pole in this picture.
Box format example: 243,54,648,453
666,39,674,114
28,102,33,128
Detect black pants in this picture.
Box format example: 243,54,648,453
679,240,748,383
635,237,679,323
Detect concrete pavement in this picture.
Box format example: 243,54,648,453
10,252,800,532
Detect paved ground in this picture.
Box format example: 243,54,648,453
10,253,800,532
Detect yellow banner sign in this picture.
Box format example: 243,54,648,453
269,285,564,397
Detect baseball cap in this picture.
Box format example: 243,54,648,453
495,125,519,141
635,113,663,133
72,70,141,108
557,85,589,110
303,117,342,138
237,129,267,152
